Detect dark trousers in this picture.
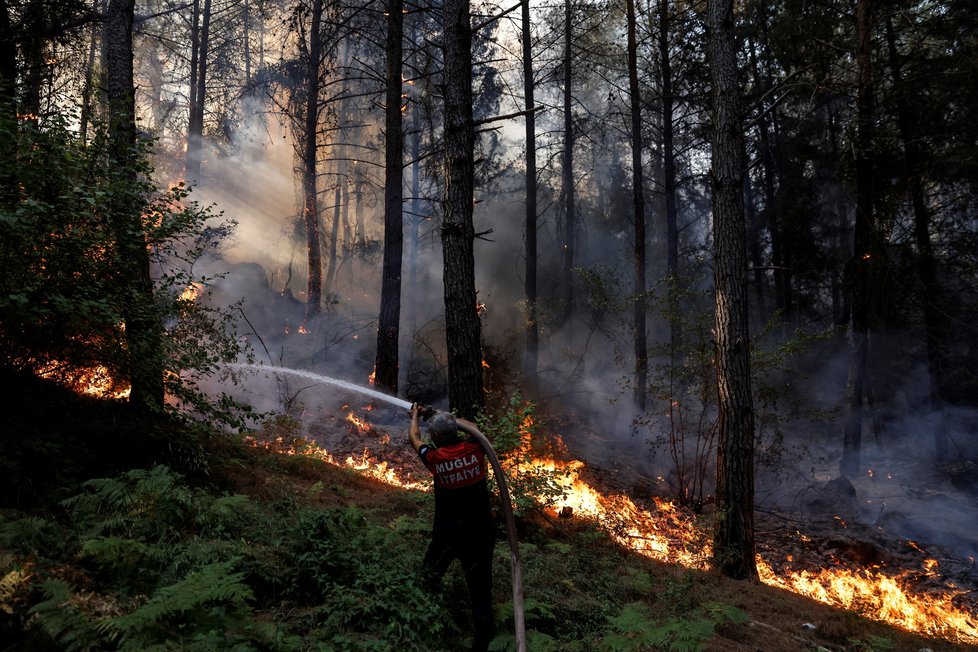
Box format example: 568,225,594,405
422,529,495,652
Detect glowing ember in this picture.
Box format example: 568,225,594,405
368,369,376,386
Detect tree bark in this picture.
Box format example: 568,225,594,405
707,0,757,581
841,0,875,478
885,14,949,461
375,0,405,394
301,0,324,324
560,0,575,317
626,0,647,411
522,0,539,385
442,0,483,419
186,0,211,185
106,0,165,412
659,0,680,357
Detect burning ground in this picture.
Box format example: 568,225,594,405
2,367,978,650
249,394,978,648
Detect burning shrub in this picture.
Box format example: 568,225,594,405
477,391,570,516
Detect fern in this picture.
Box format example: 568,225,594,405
0,514,68,558
27,579,104,652
105,559,255,646
62,465,194,542
0,567,29,615
600,600,748,652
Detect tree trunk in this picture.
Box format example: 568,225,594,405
301,0,324,324
106,0,164,412
186,0,211,185
375,0,405,394
707,0,757,582
522,0,539,385
626,0,647,411
884,15,949,461
659,0,680,359
442,0,483,419
560,0,575,317
841,0,875,479
79,0,104,144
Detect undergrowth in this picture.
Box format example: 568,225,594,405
0,382,955,652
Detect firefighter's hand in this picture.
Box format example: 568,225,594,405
408,403,422,450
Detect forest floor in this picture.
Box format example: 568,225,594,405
2,370,977,650
297,400,978,651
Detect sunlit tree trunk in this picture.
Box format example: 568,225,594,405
626,0,647,411
79,0,104,144
375,0,405,394
522,0,539,385
707,0,757,582
442,0,483,419
106,0,164,412
186,0,211,184
841,0,875,478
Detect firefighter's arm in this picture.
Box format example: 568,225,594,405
408,403,424,453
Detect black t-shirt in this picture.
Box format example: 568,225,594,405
419,441,492,534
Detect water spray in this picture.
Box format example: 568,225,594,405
221,363,527,652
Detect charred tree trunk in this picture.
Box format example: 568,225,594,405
707,0,757,582
186,0,211,185
442,0,483,419
626,0,647,411
375,0,405,394
522,0,539,385
885,15,949,461
106,0,164,413
301,0,324,324
560,0,575,318
841,0,875,479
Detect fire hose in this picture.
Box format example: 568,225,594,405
422,409,527,652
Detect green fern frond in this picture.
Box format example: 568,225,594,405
107,559,253,642
27,579,103,652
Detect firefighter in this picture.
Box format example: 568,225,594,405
408,404,495,652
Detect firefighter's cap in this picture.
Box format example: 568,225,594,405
427,412,459,440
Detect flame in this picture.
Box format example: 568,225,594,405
180,282,204,302
346,411,371,432
757,560,977,642
35,360,130,399
245,414,978,645
368,369,376,386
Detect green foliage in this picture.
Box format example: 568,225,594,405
477,391,568,515
600,600,747,652
0,111,253,429
282,506,447,646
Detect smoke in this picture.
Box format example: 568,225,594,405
170,85,978,570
